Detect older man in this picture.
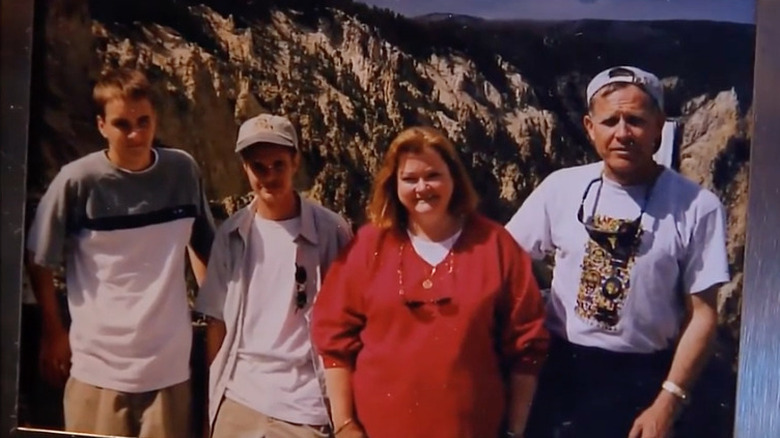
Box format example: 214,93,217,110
506,66,730,438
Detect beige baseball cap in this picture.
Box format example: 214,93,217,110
235,113,299,153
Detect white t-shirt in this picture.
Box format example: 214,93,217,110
225,215,328,425
506,162,730,353
407,228,462,266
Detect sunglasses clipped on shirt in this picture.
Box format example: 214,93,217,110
294,264,307,312
576,176,656,265
400,292,453,310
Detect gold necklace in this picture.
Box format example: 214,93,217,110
398,242,455,291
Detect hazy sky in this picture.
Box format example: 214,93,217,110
359,0,756,24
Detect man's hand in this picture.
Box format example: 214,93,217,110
39,326,71,388
628,391,680,438
26,255,71,387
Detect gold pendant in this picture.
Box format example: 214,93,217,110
422,279,433,289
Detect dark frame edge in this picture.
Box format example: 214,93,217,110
1,0,34,436
734,0,780,436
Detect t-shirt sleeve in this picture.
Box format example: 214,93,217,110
189,170,216,260
505,174,555,260
683,199,731,294
311,226,370,369
26,171,75,268
194,225,231,320
497,232,550,375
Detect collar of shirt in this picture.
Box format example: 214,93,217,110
225,193,320,246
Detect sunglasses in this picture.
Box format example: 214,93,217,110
399,290,453,309
294,264,307,312
576,176,654,265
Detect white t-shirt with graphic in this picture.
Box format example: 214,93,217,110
225,214,328,425
506,162,730,353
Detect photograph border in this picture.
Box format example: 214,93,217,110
1,0,35,435
734,0,780,436
2,0,778,436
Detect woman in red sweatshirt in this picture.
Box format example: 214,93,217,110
311,126,549,438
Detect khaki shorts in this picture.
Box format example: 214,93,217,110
63,377,191,438
211,397,330,438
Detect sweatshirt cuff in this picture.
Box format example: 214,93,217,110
319,353,355,369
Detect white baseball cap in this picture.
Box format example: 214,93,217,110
235,113,299,153
586,66,664,109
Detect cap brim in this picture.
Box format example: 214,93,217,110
235,132,296,153
587,78,664,109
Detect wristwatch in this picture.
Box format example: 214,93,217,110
662,380,690,404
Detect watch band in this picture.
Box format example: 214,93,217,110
662,380,689,402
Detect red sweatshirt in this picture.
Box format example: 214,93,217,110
312,214,549,438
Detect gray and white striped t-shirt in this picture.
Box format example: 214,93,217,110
27,147,215,392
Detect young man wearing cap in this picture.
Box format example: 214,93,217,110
195,113,353,438
506,66,730,438
26,67,216,437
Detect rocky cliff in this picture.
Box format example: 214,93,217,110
28,2,752,431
